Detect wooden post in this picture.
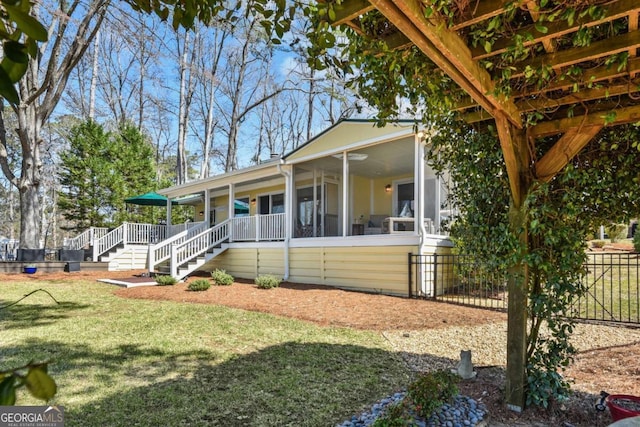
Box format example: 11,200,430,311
505,203,529,412
495,115,531,411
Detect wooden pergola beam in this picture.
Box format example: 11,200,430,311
515,57,640,97
514,31,640,79
472,0,640,60
495,114,531,208
463,109,495,124
461,80,640,118
524,0,555,54
630,11,639,61
456,57,640,112
517,81,640,113
330,0,374,26
364,0,521,128
382,31,412,50
450,0,511,31
534,126,603,182
530,104,640,137
372,0,523,128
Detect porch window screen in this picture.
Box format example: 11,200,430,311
397,182,414,217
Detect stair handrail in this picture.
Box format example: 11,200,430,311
148,221,208,272
93,224,125,261
170,220,229,278
66,227,108,250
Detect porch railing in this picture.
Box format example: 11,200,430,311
148,221,208,273
127,223,167,244
230,213,286,242
92,222,169,261
168,221,205,237
93,225,124,261
66,227,108,250
170,220,230,277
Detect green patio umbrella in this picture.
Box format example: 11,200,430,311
124,191,178,207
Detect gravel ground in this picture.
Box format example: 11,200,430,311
382,322,640,373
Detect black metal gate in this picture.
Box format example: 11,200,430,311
409,252,640,325
573,253,640,324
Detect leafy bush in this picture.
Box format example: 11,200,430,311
188,279,211,291
211,269,234,286
372,371,460,425
155,275,177,286
406,371,459,419
591,240,606,249
605,223,628,243
255,274,281,289
633,230,640,253
371,402,410,426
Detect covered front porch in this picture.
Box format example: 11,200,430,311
66,120,454,286
159,122,453,244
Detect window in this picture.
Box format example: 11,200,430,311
234,197,249,217
258,193,284,215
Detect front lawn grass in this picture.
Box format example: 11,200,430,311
0,278,409,426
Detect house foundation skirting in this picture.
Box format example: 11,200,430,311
201,236,452,296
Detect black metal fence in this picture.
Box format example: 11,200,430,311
409,252,640,325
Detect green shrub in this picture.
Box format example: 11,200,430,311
633,230,640,253
211,269,234,286
591,240,606,249
255,274,281,289
371,402,410,426
155,275,177,286
188,279,211,291
605,223,628,243
406,371,459,419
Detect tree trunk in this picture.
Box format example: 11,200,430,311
17,145,42,249
306,68,315,142
4,0,110,249
200,81,216,179
89,30,100,120
177,30,190,184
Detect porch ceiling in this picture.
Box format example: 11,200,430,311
298,137,416,178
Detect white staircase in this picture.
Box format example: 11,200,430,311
175,243,229,279
150,220,230,280
65,221,206,271
100,246,149,270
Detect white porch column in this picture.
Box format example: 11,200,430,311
435,175,442,233
416,133,432,296
415,135,426,237
204,189,211,227
286,166,294,239
228,183,235,242
278,162,293,281
166,198,172,227
312,169,318,237
342,151,349,237
321,171,326,237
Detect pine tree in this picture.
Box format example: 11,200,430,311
57,120,157,232
58,121,113,231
